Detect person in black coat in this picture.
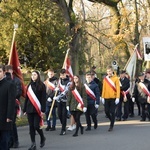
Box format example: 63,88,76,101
0,64,16,150
23,71,46,150
132,72,150,121
5,65,22,148
116,70,130,121
85,72,100,131
53,69,71,135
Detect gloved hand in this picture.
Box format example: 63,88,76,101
47,97,52,102
147,96,150,104
60,91,66,97
66,106,69,111
95,104,99,109
54,87,59,92
83,107,87,113
53,96,60,102
101,98,105,105
115,98,119,105
132,97,135,103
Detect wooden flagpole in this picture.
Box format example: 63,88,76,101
8,24,18,64
47,48,70,121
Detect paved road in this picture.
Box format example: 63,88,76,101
11,108,150,150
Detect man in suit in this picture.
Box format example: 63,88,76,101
116,70,130,121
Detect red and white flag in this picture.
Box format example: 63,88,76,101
63,49,73,80
8,42,26,97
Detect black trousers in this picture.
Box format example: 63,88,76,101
104,99,116,127
27,113,44,143
71,111,83,134
57,101,67,131
140,103,150,120
116,96,129,119
85,104,97,128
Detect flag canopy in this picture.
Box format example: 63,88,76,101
8,42,26,97
63,49,74,80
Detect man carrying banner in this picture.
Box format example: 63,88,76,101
53,69,71,135
101,66,120,131
44,69,58,131
116,70,130,121
84,72,100,131
5,65,22,148
67,75,87,136
132,72,150,121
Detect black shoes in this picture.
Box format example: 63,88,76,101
60,130,66,135
50,126,56,131
122,118,127,121
85,127,91,131
45,126,51,131
40,137,46,148
73,133,78,137
13,141,19,148
94,123,98,129
28,143,36,150
80,126,84,134
108,126,113,132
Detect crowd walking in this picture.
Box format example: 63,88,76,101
1,63,150,150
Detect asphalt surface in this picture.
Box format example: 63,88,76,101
11,107,150,150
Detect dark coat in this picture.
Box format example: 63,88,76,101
120,77,131,99
0,78,16,130
132,79,150,103
23,81,46,113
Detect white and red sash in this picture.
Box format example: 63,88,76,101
44,80,55,91
104,76,116,92
27,85,44,127
121,88,130,96
72,88,84,110
84,83,96,101
121,88,130,102
16,99,21,118
138,82,150,97
59,81,65,92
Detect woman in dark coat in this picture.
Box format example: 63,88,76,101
67,75,87,137
23,71,46,150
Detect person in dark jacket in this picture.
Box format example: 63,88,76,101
53,69,71,135
67,75,87,137
116,70,130,121
23,71,46,150
132,72,150,121
0,64,16,150
84,72,100,131
44,69,58,131
5,65,22,148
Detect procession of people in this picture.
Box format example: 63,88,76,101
1,63,150,150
